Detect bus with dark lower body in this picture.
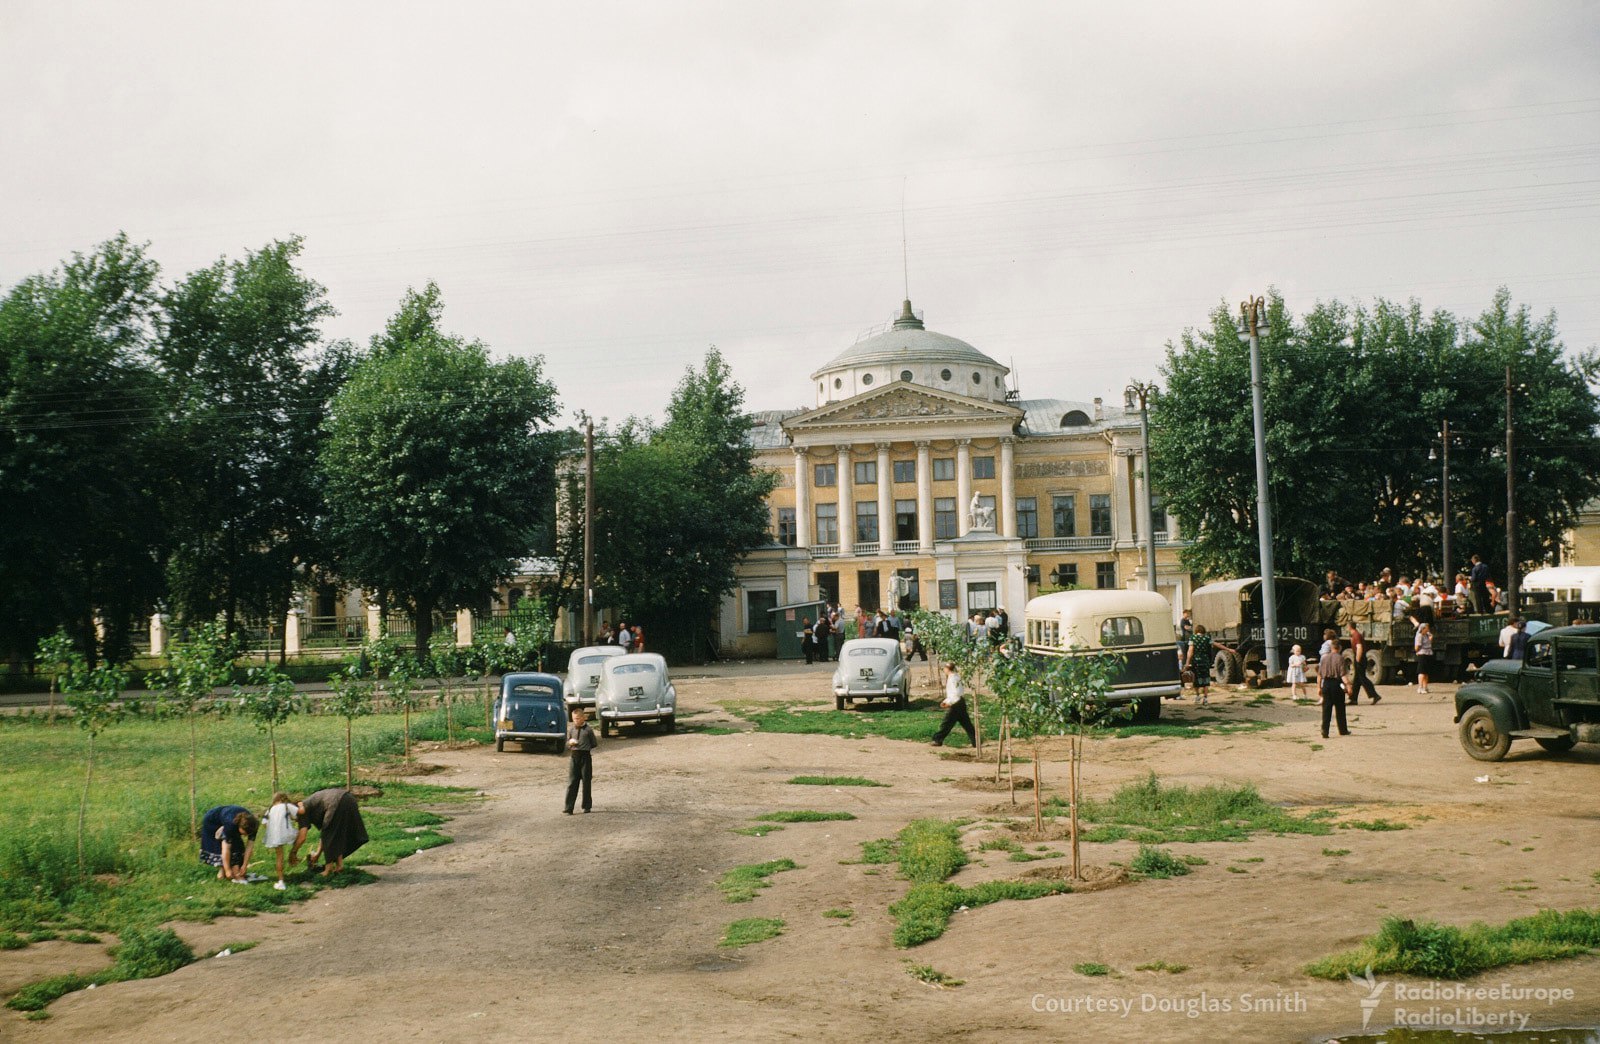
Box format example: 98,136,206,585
1023,590,1183,723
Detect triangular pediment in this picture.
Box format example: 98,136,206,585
782,383,1022,433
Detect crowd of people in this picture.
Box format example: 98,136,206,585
1318,554,1509,618
798,603,932,664
198,787,370,888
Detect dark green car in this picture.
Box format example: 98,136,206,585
1454,623,1600,761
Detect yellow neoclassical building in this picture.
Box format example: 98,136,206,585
720,301,1194,657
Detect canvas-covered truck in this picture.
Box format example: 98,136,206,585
1189,577,1322,685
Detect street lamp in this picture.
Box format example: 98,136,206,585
1428,419,1456,582
1124,381,1160,595
1237,296,1280,680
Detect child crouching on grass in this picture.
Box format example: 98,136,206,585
262,792,298,891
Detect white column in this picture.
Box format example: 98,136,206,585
916,440,934,552
836,444,853,555
999,436,1017,538
955,438,972,537
455,607,475,648
1113,449,1134,542
876,442,893,555
285,609,303,657
149,613,167,657
365,602,382,640
793,447,812,548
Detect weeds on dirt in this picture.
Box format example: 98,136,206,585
722,703,996,747
753,810,856,823
898,820,968,884
1110,716,1277,740
717,859,799,903
787,775,888,787
1306,910,1600,980
905,963,964,988
1051,773,1333,844
857,837,898,864
1129,846,1191,879
5,926,195,1013
1135,960,1188,973
1073,962,1113,976
720,917,785,948
731,824,784,837
823,908,853,919
1340,818,1408,831
1323,848,1351,856
891,879,1072,947
978,837,1021,853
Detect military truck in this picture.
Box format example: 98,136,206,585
1454,623,1600,761
1189,577,1322,685
1333,599,1506,683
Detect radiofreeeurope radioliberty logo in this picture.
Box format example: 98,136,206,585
1347,967,1389,1031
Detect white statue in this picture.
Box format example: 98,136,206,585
969,492,995,531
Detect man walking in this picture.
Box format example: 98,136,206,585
931,662,977,748
1319,640,1351,738
563,709,597,814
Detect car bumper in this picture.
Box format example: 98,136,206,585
564,695,597,709
835,687,899,697
497,730,564,740
598,706,672,721
1108,683,1184,700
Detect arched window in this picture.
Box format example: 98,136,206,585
1060,410,1091,427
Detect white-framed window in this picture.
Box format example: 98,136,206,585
967,582,998,611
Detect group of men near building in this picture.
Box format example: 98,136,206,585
800,603,931,664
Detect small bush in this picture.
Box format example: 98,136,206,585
1130,846,1191,879
718,859,799,903
1074,962,1112,976
720,917,785,948
1307,910,1600,980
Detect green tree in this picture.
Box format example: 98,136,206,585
37,628,83,723
157,238,351,646
327,662,375,788
237,664,304,790
62,660,132,875
0,235,167,665
321,284,559,659
153,622,235,836
1149,289,1600,585
583,349,778,661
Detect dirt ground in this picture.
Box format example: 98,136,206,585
8,660,1600,1043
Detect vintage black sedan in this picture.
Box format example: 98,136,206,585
494,672,568,754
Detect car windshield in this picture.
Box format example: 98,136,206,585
613,663,658,675
849,647,890,658
511,684,557,697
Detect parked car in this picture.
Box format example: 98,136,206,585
1023,589,1183,724
832,638,909,711
1454,623,1600,762
594,653,676,736
494,672,568,754
564,645,627,711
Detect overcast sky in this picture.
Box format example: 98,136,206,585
3,2,1597,422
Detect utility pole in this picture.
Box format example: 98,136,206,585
1240,296,1280,680
583,414,596,646
1125,381,1159,595
1505,365,1518,615
1441,417,1452,583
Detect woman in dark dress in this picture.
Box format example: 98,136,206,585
199,804,259,882
290,788,369,876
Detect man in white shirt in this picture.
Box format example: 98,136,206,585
1498,619,1518,659
931,663,976,747
616,622,633,653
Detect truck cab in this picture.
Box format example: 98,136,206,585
1454,624,1600,761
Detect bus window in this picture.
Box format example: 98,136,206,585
1099,617,1145,648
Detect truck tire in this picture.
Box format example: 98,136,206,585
1536,735,1575,754
1363,648,1383,684
1459,706,1511,762
1213,650,1242,686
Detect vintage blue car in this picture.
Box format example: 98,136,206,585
494,672,568,754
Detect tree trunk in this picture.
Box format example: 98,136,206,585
969,685,983,756
403,703,412,761
1006,721,1016,804
344,716,353,789
414,594,434,662
78,732,95,876
994,715,1007,784
1032,738,1043,834
278,590,291,667
485,682,494,730
270,723,279,791
1069,733,1082,880
189,713,199,838
444,685,455,746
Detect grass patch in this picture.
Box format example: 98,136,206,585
823,908,853,919
1307,910,1600,980
1009,850,1057,862
860,837,898,864
1323,848,1351,857
731,824,784,837
891,878,1072,947
1074,962,1113,976
6,925,195,1012
1136,960,1189,973
753,810,857,823
724,702,996,747
897,820,968,884
720,917,785,948
787,775,888,788
1111,715,1277,740
717,859,799,903
1057,773,1332,844
979,837,1022,853
906,963,964,988
1340,818,1408,831
1130,845,1191,879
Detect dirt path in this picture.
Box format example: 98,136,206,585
11,664,1600,1042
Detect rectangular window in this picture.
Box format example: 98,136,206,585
1054,563,1078,589
1090,494,1112,536
746,590,777,633
854,460,877,485
1052,495,1076,537
855,501,879,543
1016,496,1038,539
972,455,995,480
967,581,998,612
815,571,839,604
815,503,838,544
1151,495,1169,535
814,463,836,487
894,568,920,610
1099,616,1144,647
894,499,918,542
932,457,955,481
857,569,880,612
1095,561,1117,589
892,460,916,484
934,497,957,540
776,507,796,546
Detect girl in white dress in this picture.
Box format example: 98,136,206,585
1286,644,1308,697
262,792,298,891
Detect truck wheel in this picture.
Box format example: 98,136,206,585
495,736,505,753
1459,706,1511,762
1132,697,1160,724
836,695,846,711
1536,735,1575,754
1213,650,1241,686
